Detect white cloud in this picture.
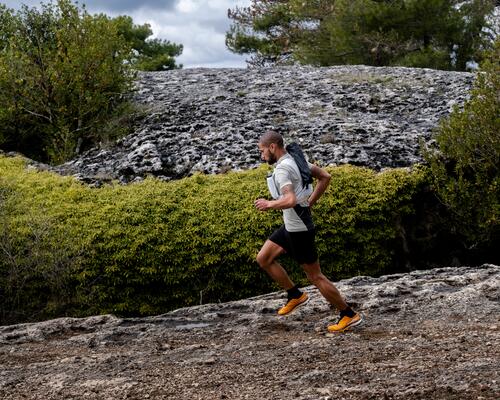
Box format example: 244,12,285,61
129,0,252,67
176,0,198,13
2,0,251,68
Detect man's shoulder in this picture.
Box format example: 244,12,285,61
275,161,294,179
276,155,297,170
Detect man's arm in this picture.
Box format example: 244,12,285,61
308,164,331,207
255,184,296,211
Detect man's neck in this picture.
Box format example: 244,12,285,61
274,148,287,161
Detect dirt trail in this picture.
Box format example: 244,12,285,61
1,265,499,399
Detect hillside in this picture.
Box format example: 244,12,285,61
45,65,475,185
1,264,498,399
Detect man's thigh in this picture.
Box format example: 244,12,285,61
288,230,318,265
258,239,286,264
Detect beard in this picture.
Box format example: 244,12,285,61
267,152,277,165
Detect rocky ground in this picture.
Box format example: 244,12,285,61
0,264,498,400
47,65,474,185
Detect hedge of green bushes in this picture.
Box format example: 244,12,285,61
0,155,428,324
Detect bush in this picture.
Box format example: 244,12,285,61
423,38,499,252
0,0,135,164
0,185,84,323
0,155,427,324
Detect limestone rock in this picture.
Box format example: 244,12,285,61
1,264,498,399
50,66,474,185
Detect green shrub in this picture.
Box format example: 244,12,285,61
0,155,427,323
0,191,83,322
0,0,135,164
423,39,499,251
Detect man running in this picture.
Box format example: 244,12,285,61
254,130,363,333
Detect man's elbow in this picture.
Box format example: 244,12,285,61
284,195,297,209
286,199,297,208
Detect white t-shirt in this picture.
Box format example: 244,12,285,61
271,153,314,232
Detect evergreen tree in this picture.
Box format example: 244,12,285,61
226,0,297,66
227,0,497,70
112,15,183,71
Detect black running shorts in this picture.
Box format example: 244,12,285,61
269,225,318,264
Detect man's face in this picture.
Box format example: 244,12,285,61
258,142,277,165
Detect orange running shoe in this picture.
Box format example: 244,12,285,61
278,292,309,316
327,312,364,333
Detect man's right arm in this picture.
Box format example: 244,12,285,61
270,167,297,209
308,164,331,207
255,167,297,211
255,184,296,211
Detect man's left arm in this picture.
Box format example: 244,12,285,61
308,164,331,207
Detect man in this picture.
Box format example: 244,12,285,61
254,130,363,333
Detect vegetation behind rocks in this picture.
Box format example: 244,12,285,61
227,0,497,69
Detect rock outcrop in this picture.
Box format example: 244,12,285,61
1,264,498,399
51,66,474,185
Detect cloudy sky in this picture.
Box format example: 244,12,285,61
2,0,252,68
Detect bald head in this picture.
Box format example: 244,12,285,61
259,130,284,149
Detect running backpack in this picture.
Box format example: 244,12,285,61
285,142,313,188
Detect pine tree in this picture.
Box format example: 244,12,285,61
227,0,497,70
112,15,183,71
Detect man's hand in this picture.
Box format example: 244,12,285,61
254,198,272,211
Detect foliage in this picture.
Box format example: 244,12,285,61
227,0,497,70
0,155,427,324
226,0,297,66
423,38,499,249
0,0,136,164
0,185,84,323
0,0,183,164
112,15,183,71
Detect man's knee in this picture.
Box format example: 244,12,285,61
257,240,283,269
304,263,327,286
256,251,271,269
303,261,321,282
305,269,326,285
